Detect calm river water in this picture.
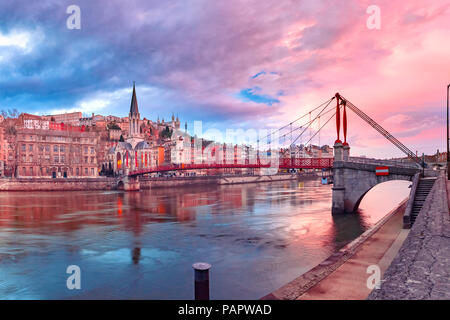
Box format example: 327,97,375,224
0,178,410,299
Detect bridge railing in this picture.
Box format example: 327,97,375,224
279,157,333,168
348,156,419,168
128,157,334,176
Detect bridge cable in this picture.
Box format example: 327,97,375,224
339,95,421,165
254,97,334,149
278,106,337,143
281,97,335,156
303,109,338,147
318,115,321,147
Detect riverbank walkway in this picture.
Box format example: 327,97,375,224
297,203,409,300
263,171,450,300
262,199,409,300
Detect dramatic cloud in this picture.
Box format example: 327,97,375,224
0,0,449,157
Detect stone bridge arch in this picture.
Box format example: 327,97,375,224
115,176,140,191
332,160,419,214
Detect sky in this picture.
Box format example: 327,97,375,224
0,0,449,158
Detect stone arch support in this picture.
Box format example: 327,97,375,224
332,161,419,214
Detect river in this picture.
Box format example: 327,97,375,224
0,178,410,299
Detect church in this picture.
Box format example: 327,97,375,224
108,82,159,175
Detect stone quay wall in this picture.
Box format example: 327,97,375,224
0,172,317,191
140,173,307,189
218,173,300,185
139,176,219,189
0,177,116,191
368,172,450,300
0,178,116,191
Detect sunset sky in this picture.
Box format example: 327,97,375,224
0,0,449,158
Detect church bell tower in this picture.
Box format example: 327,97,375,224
129,81,140,138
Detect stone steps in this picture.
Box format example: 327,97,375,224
410,178,436,225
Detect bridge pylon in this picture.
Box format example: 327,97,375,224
332,142,346,214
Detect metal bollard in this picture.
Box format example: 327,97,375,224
193,262,211,300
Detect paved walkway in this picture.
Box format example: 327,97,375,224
369,173,450,300
262,200,408,300
297,205,408,300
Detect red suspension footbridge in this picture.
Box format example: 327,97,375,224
128,93,423,177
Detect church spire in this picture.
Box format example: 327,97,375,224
128,81,140,138
129,81,139,116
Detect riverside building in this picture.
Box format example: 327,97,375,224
15,126,98,178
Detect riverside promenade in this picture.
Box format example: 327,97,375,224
263,171,449,300
369,172,450,299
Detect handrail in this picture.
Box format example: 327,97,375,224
128,157,334,176
403,172,421,229
348,156,420,169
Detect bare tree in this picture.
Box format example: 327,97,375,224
1,108,19,119
3,119,18,177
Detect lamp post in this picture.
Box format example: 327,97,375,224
447,84,450,180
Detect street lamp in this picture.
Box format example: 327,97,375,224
447,84,450,179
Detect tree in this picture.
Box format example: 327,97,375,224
107,122,121,130
4,120,18,177
1,108,19,119
160,126,173,139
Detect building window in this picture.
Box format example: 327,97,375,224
29,156,33,163
22,167,26,175
84,147,88,153
76,167,80,176
54,145,58,152
84,156,88,164
54,156,59,163
91,168,94,176
60,146,65,153
90,157,94,164
61,156,65,163
45,145,50,152
84,168,88,175
21,144,26,151
90,147,94,154
30,167,33,176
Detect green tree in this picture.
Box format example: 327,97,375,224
160,126,173,139
107,122,121,130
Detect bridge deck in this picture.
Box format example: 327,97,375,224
128,158,333,176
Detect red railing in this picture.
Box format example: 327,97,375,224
129,158,333,176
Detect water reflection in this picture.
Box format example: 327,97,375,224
0,179,409,299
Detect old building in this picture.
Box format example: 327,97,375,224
14,126,98,178
42,112,82,126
